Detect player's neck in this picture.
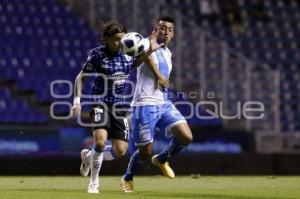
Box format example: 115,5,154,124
105,45,119,55
162,42,170,49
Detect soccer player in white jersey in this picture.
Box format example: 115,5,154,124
71,21,167,194
120,16,193,192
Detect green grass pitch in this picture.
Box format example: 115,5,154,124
0,176,300,199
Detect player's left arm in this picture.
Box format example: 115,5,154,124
132,32,169,88
132,31,163,68
132,50,152,69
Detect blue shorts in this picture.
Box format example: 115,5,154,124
131,101,186,146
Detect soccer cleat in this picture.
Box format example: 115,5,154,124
87,183,99,194
151,154,175,178
80,149,91,177
120,177,134,192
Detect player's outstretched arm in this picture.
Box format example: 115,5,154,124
132,31,164,68
70,70,85,119
132,31,169,88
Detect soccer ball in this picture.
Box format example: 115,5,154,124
121,32,148,57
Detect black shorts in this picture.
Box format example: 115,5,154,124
90,104,130,142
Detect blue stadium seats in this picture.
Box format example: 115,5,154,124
0,86,48,124
199,0,300,131
0,0,98,124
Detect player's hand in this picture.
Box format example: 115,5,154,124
70,103,81,119
149,31,165,52
155,75,169,90
159,77,169,88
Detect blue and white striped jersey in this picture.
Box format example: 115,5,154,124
82,45,133,105
131,47,172,106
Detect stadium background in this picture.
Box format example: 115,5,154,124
0,0,300,175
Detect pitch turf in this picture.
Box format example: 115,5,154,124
0,176,300,199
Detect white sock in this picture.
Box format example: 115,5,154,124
86,145,116,162
103,145,117,161
89,148,104,186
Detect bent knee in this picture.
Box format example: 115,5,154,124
113,146,128,158
181,133,193,146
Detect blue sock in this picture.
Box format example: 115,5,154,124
124,150,144,181
157,138,186,163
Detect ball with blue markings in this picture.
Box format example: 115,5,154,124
121,32,148,57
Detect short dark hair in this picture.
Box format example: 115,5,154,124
101,21,127,38
157,16,175,25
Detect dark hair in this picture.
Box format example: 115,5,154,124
101,21,127,38
157,16,175,25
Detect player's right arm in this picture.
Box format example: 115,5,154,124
70,49,96,119
70,70,85,119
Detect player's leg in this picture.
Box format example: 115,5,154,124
88,136,128,162
82,141,126,163
112,139,128,157
152,102,193,178
87,128,107,193
102,139,128,161
155,122,193,163
121,143,153,192
124,143,153,181
81,105,110,193
105,113,130,160
121,105,158,192
80,145,113,178
81,112,129,177
80,105,108,176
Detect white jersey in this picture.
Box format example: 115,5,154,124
131,47,172,106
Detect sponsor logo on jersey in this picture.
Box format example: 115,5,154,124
107,72,129,86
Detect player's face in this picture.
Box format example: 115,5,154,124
155,21,174,45
106,32,125,53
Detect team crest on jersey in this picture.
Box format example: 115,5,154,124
85,63,93,71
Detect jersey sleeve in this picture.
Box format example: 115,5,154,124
82,49,98,73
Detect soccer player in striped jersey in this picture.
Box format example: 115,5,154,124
70,21,167,193
120,16,193,192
